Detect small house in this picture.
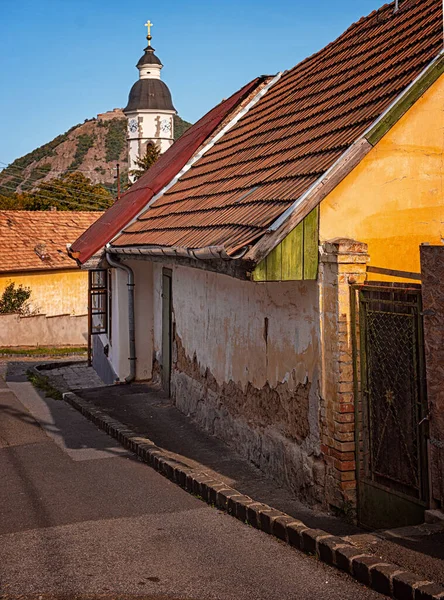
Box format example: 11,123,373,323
71,0,444,527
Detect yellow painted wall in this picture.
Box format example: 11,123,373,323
0,270,88,316
320,74,444,281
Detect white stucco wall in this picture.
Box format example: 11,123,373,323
99,260,154,382
153,263,318,386
152,262,324,505
133,260,154,380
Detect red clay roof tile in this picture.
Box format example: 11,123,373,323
113,0,443,255
0,211,101,273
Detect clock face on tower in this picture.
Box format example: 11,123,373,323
160,118,171,134
128,119,138,134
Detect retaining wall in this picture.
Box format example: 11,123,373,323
0,313,88,347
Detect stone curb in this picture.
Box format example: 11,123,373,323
35,360,87,371
63,391,444,600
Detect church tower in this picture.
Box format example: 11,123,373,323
124,21,176,179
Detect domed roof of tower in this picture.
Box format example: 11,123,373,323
124,22,176,114
137,45,162,67
124,79,176,113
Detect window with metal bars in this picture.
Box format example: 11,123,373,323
89,270,108,335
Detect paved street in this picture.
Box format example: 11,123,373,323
0,362,382,600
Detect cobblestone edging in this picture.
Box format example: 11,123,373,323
63,391,444,600
35,360,87,371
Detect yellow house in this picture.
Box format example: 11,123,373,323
0,211,101,346
320,67,444,281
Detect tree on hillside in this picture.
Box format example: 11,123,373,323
0,172,113,211
130,142,160,182
0,191,35,210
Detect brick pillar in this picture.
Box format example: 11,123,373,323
318,238,369,511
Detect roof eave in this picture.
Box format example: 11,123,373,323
108,244,249,261
107,245,253,280
244,49,444,266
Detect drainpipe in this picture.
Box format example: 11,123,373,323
105,250,136,383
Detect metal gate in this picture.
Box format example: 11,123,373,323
353,284,429,530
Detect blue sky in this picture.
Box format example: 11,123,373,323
0,0,380,165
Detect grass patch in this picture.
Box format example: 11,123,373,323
0,346,87,356
27,370,63,400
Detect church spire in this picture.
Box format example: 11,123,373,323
144,20,153,46
136,19,162,70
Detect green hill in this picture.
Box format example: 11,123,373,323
0,113,192,200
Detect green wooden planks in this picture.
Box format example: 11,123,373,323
253,257,267,281
266,242,282,280
281,221,303,280
303,206,319,280
252,206,319,281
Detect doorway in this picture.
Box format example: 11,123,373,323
353,283,429,529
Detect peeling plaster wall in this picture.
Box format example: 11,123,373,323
152,263,324,505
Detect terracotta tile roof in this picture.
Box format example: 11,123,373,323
114,0,443,255
0,211,102,273
71,78,265,264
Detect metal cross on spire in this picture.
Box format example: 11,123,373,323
144,20,153,46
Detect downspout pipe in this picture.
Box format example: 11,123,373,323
105,250,136,383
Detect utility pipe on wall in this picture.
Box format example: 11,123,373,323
105,250,136,383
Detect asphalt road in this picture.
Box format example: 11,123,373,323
0,365,382,600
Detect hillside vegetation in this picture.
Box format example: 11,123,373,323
0,113,192,208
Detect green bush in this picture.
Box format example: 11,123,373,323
0,282,32,314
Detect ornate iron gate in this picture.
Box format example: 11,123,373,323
354,284,429,529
